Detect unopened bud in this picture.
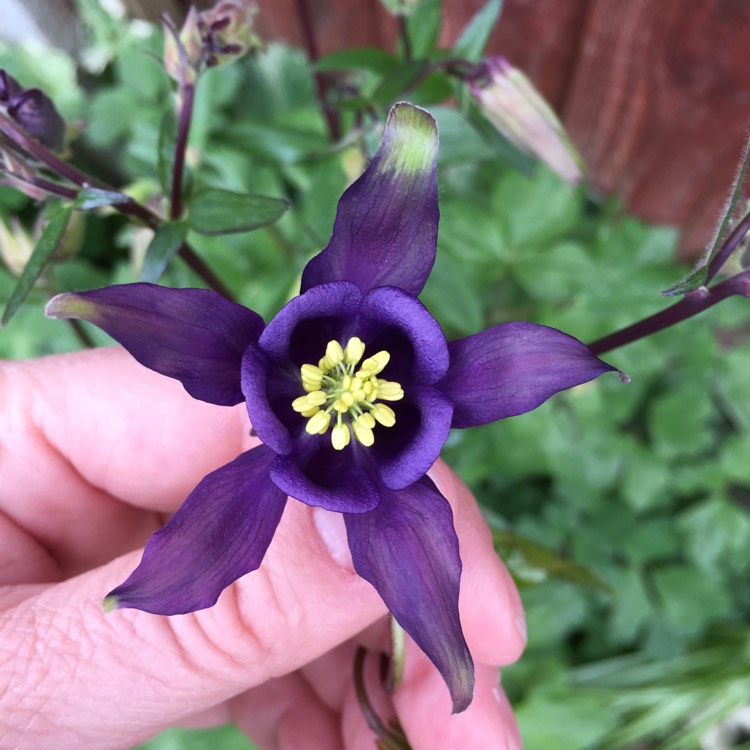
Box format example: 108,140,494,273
470,57,585,186
0,216,33,276
0,70,23,103
198,0,262,67
163,6,202,86
6,87,66,152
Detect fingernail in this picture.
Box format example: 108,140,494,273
312,507,353,570
515,612,527,646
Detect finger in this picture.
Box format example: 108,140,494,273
0,348,253,575
229,674,344,750
0,500,386,749
393,643,522,750
0,348,251,512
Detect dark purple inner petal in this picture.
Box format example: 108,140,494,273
106,445,286,615
271,437,380,513
356,286,448,384
371,385,453,490
344,476,474,713
259,281,363,366
241,345,294,455
440,321,621,428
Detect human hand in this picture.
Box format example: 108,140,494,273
0,347,526,749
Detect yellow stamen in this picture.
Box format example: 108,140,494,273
371,403,396,427
352,422,374,446
326,340,345,367
292,395,313,412
345,337,365,364
376,381,404,401
331,423,350,450
306,390,327,406
358,351,390,376
306,410,330,435
293,338,402,449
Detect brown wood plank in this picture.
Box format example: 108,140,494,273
216,1,750,256
561,0,750,255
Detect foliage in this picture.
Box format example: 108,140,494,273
1,1,749,748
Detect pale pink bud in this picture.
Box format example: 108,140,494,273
470,58,585,186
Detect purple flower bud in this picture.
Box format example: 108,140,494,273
470,57,585,186
0,70,23,103
7,88,66,152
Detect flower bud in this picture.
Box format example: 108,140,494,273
163,6,202,86
6,88,66,152
198,0,262,67
0,70,23,103
470,57,585,186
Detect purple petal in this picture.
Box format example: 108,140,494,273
241,344,293,455
105,445,286,614
271,439,380,513
372,385,453,490
356,286,449,384
301,103,439,297
439,322,622,428
259,281,363,365
46,283,263,406
344,476,474,713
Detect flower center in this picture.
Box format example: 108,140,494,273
291,337,404,450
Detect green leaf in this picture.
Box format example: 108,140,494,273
141,222,188,283
405,0,442,59
135,724,258,750
73,187,132,211
372,61,430,106
314,48,399,76
453,0,503,61
661,263,708,297
224,120,328,165
492,528,611,591
2,206,72,326
187,189,289,236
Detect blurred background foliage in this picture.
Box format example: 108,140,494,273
1,1,749,749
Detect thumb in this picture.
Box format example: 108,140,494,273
0,501,386,749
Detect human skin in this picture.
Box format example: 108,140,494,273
0,347,526,749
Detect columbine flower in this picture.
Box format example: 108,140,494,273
469,57,585,186
47,103,619,712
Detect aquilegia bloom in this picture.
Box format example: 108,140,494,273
47,103,619,712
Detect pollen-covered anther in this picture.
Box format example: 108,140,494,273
293,337,403,450
376,381,404,401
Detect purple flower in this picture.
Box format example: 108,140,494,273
47,103,619,712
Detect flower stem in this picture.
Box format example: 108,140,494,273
292,0,340,141
177,241,233,298
0,110,235,299
353,647,411,750
588,270,750,355
706,209,750,283
170,82,195,221
68,317,96,348
397,15,413,62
